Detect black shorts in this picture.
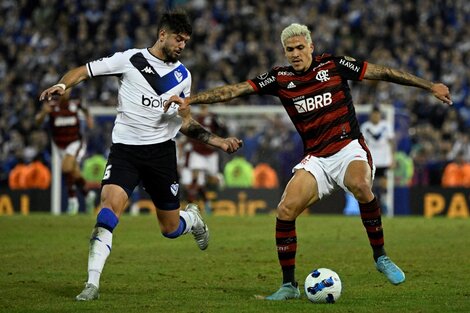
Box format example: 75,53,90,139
102,141,180,210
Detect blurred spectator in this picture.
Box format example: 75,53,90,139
224,156,254,188
361,106,395,212
35,90,95,214
253,162,279,189
81,152,107,213
82,152,107,189
8,156,51,190
1,1,469,189
441,152,470,187
23,156,51,189
393,151,414,187
8,158,29,190
447,133,470,162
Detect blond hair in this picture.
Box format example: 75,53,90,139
280,23,312,48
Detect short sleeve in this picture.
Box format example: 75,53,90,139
86,50,133,78
333,56,368,81
247,68,279,95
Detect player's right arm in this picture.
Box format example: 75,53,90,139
164,81,255,112
39,66,90,101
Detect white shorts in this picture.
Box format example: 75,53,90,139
293,139,375,199
56,140,87,164
181,151,219,185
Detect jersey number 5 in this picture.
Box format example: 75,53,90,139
103,165,112,180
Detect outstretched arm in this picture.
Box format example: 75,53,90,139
164,81,255,112
39,66,90,101
35,102,52,126
178,104,243,154
364,63,452,105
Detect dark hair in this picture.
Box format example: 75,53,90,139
157,10,192,36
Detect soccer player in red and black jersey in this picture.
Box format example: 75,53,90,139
166,23,452,300
182,104,228,213
36,89,95,215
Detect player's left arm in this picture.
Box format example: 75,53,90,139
364,63,452,105
178,106,242,154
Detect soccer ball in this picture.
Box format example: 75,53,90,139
304,268,342,303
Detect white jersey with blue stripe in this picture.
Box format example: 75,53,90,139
86,48,191,145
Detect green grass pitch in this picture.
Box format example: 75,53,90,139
1,214,469,313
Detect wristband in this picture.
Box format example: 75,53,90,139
53,83,66,90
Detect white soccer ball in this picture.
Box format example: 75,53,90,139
304,268,342,303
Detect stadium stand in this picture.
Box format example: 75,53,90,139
1,0,469,188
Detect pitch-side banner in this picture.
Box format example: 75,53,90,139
2,186,468,218
410,187,469,218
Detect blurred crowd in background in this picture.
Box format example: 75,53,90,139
1,0,470,190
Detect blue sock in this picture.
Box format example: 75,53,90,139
95,208,119,232
162,217,186,239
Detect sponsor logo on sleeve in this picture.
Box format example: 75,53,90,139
339,59,360,72
259,75,276,88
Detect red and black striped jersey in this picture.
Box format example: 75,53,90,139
48,99,83,148
248,54,368,157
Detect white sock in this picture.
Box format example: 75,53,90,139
179,210,194,234
87,227,113,288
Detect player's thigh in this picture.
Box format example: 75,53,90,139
140,143,180,211
102,144,141,200
343,160,373,190
278,169,320,219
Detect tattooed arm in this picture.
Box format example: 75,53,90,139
186,81,255,104
179,106,243,154
164,81,255,112
364,63,452,105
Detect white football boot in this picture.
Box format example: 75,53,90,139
185,204,209,250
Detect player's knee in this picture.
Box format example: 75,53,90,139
277,202,297,220
348,179,372,202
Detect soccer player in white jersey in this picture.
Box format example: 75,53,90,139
39,11,242,301
360,107,395,214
